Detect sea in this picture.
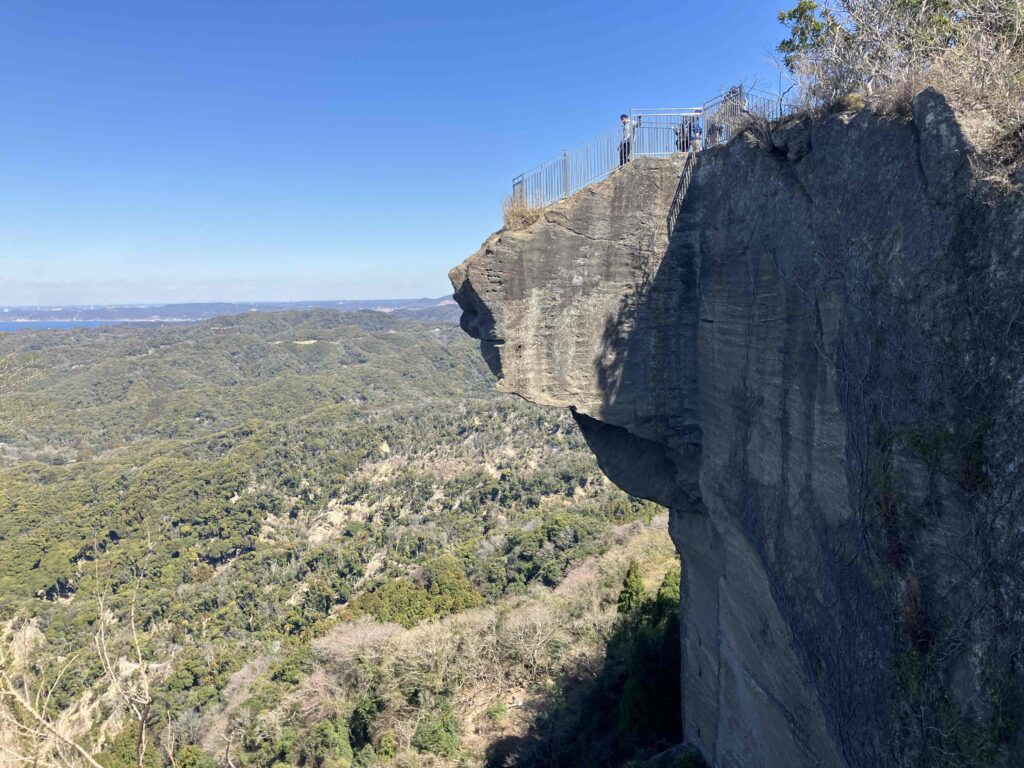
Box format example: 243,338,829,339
0,321,124,332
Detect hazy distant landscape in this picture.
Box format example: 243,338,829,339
0,297,460,329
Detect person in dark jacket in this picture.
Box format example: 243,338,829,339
673,118,689,153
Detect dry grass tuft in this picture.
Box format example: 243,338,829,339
834,91,867,113
502,192,545,231
739,113,778,153
869,74,925,119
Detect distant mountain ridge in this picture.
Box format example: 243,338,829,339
0,296,459,323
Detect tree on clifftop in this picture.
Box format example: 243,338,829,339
776,0,1023,135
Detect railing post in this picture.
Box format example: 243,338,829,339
561,150,569,200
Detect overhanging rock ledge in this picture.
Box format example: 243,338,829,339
450,90,1024,767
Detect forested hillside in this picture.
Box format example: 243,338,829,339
0,311,685,768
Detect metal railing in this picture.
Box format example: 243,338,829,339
630,109,705,157
511,108,701,208
702,85,794,148
511,86,796,208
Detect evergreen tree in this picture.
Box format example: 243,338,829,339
425,554,484,616
302,717,353,768
174,745,218,768
652,565,681,622
411,698,460,757
617,559,646,616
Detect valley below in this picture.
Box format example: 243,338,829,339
0,310,683,768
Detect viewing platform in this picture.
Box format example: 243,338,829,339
512,85,794,208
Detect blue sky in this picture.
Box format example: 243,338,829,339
0,0,787,305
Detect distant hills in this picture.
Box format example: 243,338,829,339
0,308,676,768
0,295,461,323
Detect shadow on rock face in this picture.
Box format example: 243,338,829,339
593,156,699,417
451,268,503,379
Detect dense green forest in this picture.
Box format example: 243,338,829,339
0,311,686,768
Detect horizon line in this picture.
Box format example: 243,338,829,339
0,295,455,311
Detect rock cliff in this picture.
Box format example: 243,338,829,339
450,90,1024,767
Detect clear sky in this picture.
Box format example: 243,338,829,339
0,0,787,306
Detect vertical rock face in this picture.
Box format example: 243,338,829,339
450,90,1024,767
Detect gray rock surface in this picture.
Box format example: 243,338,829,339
450,89,1024,767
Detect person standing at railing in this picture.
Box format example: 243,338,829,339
688,112,703,153
619,113,640,166
673,118,689,153
672,115,704,155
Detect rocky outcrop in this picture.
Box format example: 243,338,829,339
450,90,1024,767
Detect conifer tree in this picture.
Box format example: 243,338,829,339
616,559,645,616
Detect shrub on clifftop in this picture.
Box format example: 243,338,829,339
777,0,1023,151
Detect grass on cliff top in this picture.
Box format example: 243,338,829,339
502,192,544,231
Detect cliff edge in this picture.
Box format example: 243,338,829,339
450,90,1024,767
